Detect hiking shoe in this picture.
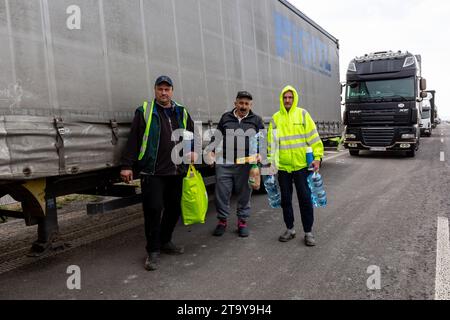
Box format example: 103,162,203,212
144,252,160,271
238,219,249,238
161,242,185,255
213,219,227,237
304,233,316,247
279,229,296,242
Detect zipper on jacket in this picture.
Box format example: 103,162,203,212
152,111,161,175
167,115,178,175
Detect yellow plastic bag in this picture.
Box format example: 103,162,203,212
181,165,208,226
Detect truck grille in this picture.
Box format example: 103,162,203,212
362,128,395,147
361,110,396,124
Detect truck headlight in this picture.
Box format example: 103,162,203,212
345,134,356,139
401,134,415,139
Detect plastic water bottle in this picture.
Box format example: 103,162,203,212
249,132,261,161
248,164,261,190
307,172,327,208
263,175,281,209
306,147,314,169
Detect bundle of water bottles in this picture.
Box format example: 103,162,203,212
248,133,281,208
306,147,327,208
260,146,327,209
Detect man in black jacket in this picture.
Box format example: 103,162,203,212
121,76,198,271
210,91,265,238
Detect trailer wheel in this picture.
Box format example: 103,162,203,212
349,150,360,156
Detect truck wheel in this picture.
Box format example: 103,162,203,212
349,150,359,156
406,149,416,158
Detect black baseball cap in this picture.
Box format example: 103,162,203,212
155,75,173,87
236,91,253,100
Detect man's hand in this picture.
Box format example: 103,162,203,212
186,152,199,164
120,170,133,184
205,151,216,167
311,160,321,172
263,163,278,176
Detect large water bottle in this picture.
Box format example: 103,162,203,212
307,172,327,208
249,132,261,162
263,175,281,209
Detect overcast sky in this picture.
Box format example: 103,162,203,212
289,0,450,120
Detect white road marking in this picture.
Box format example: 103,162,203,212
435,216,450,300
323,151,347,162
441,152,445,162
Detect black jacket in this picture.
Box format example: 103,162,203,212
214,109,265,163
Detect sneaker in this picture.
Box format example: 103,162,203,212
144,252,160,271
279,229,296,242
304,233,316,247
161,241,185,255
213,219,227,237
238,219,249,238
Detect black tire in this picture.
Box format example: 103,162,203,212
349,150,360,156
406,149,416,158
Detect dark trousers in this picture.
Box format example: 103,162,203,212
278,169,314,233
141,175,183,254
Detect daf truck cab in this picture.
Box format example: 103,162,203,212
343,51,428,158
420,93,433,137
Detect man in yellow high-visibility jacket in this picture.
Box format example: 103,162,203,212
268,85,324,247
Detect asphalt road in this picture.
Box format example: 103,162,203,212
1,124,449,300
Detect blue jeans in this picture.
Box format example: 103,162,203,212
215,164,252,221
278,169,314,233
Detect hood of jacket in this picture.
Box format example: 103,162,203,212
279,85,299,115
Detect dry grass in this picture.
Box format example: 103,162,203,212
0,194,101,213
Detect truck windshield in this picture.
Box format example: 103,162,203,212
347,78,415,102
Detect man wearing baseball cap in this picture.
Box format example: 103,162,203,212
209,91,265,238
121,75,198,271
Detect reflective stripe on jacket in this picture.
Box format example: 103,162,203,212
137,100,189,175
268,85,324,173
139,100,188,161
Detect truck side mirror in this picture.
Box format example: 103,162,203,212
340,82,346,95
420,78,427,91
420,92,428,98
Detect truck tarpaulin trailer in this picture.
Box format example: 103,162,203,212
0,0,341,254
343,50,428,158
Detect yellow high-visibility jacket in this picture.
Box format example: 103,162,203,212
268,85,324,173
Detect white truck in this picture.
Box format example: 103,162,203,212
420,92,433,137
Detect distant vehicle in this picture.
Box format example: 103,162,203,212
426,90,438,128
420,94,432,137
343,51,428,158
